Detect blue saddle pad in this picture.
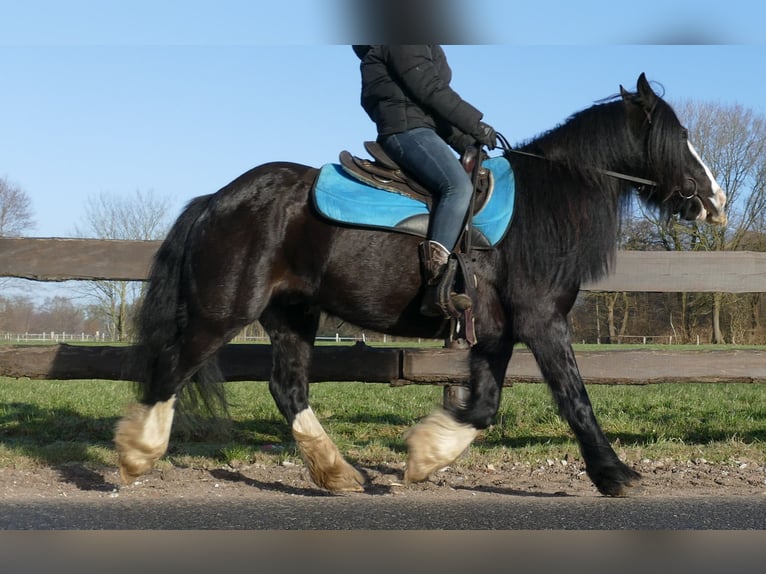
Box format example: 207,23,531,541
312,156,515,247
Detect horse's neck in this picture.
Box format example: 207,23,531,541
531,104,637,177
512,141,625,284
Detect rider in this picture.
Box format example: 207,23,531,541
352,44,497,317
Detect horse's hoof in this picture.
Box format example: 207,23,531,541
403,409,478,484
117,454,155,484
292,407,366,492
602,479,643,497
591,465,642,497
403,462,438,485
311,462,366,492
329,468,366,492
113,399,175,485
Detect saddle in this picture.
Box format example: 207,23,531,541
339,141,493,215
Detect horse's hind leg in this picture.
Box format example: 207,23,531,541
115,325,230,483
260,301,364,492
115,395,177,484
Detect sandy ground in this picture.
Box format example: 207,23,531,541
1,455,765,502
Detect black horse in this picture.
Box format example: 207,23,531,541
115,73,726,496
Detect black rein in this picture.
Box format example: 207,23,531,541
495,131,658,190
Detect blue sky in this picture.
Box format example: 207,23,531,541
1,1,765,301
2,0,765,238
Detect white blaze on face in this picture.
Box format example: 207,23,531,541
688,141,727,222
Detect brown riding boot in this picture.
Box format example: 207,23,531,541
417,240,473,317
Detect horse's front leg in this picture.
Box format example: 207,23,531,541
526,316,641,496
404,341,511,483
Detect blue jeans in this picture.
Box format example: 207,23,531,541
380,127,473,251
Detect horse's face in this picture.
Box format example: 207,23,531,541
624,73,727,226
669,135,727,225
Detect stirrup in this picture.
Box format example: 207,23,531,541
419,285,472,318
435,256,473,318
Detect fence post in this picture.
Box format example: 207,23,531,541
443,384,470,410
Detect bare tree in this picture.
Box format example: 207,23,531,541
614,101,766,344
74,189,172,341
0,295,36,333
0,177,36,293
0,177,35,237
674,101,766,343
590,101,766,345
32,296,86,333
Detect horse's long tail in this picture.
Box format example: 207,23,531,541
131,194,228,434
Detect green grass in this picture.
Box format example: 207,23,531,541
1,376,764,472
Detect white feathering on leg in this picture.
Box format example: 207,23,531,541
404,408,478,483
292,407,365,492
115,395,176,483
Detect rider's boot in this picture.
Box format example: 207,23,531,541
417,240,473,317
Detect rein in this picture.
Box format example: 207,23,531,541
495,132,658,190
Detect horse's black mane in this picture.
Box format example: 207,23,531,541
503,86,687,287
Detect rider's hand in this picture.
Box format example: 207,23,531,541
473,121,497,150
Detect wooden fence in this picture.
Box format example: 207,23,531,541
1,237,765,385
2,237,765,292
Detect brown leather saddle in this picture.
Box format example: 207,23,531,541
338,141,493,215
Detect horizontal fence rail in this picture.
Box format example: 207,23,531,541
1,343,765,385
1,237,765,292
0,237,158,282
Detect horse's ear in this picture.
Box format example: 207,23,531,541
635,72,658,119
619,84,630,101
636,72,655,100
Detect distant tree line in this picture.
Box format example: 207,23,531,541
0,295,105,336
569,290,766,345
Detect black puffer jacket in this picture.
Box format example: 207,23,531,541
353,45,483,154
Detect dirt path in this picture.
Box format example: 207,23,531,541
2,455,764,502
